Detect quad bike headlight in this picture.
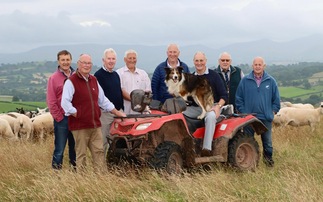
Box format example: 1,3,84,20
136,122,152,130
114,122,119,129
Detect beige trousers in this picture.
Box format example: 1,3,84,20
72,128,105,172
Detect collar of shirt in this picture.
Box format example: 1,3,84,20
102,66,113,73
59,66,72,77
253,73,263,80
167,60,180,68
194,67,209,75
124,65,138,74
221,67,230,73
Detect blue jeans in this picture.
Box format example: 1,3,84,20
52,116,76,169
245,119,273,159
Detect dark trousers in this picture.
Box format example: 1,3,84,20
52,116,76,169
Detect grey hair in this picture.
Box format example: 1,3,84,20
193,51,207,60
218,52,232,59
103,48,117,59
167,43,179,51
124,49,138,58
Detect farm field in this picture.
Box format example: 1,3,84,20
0,101,47,113
279,85,323,104
0,124,322,201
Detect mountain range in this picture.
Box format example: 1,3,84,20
1,34,323,73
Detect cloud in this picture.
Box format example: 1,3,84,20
0,0,323,53
79,20,111,27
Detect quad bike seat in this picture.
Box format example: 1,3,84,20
183,104,234,134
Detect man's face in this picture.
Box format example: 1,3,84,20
58,54,71,72
252,58,265,75
77,55,92,76
124,53,137,70
103,52,116,71
194,53,207,72
167,45,180,64
219,54,232,71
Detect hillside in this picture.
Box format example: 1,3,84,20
1,61,323,103
1,34,323,72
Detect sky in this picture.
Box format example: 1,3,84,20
1,0,323,54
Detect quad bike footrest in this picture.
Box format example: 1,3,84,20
194,155,226,164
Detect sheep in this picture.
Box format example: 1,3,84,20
7,113,33,140
25,111,38,118
282,101,314,109
36,107,48,116
273,107,323,131
0,118,17,141
0,114,17,133
31,112,54,142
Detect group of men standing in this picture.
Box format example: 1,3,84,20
46,43,280,172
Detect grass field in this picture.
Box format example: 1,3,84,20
0,101,47,113
279,87,316,98
0,124,322,201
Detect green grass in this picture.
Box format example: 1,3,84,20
279,86,322,98
279,86,315,97
0,101,47,113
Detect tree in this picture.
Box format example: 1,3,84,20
303,80,311,89
12,95,20,102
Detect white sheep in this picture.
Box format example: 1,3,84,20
282,101,314,109
31,112,54,141
36,107,49,116
0,118,17,141
7,113,33,140
273,107,323,131
0,114,17,133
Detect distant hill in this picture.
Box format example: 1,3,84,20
1,34,323,73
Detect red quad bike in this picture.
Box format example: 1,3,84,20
107,90,268,174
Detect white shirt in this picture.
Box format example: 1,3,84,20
116,66,151,114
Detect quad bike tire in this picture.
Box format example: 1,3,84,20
150,141,183,174
228,132,260,171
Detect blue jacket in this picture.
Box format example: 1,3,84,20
151,59,189,103
235,71,280,122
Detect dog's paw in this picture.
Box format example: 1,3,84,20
197,115,205,119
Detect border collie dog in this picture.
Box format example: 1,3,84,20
164,66,214,119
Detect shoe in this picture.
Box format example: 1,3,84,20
263,155,274,167
201,149,212,157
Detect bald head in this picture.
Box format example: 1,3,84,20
77,54,93,77
252,56,266,77
167,44,180,67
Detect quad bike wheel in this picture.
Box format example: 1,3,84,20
228,132,260,171
150,141,183,174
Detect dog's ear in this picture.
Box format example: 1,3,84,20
164,67,171,74
177,66,184,73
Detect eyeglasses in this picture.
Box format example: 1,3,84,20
79,61,92,65
220,59,231,62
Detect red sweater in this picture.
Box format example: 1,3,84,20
68,71,101,130
46,67,71,122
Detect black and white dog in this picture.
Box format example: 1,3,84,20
164,66,214,119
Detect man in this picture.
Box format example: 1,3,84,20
183,51,227,156
94,48,124,157
151,44,190,103
215,52,244,112
46,50,76,170
61,54,126,172
235,57,280,167
116,49,151,114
